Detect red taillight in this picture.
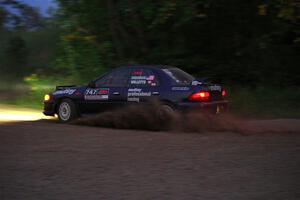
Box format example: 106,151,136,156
189,91,210,101
222,89,226,97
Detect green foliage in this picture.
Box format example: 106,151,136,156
55,34,106,82
0,28,60,82
0,0,60,82
1,36,28,79
1,0,298,86
54,0,299,86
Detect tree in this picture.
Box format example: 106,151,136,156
53,0,299,85
2,36,28,79
0,0,42,30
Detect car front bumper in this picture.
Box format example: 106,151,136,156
43,102,56,116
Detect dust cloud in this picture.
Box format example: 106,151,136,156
74,103,244,133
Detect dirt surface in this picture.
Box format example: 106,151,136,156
0,120,299,200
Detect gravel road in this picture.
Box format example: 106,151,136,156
0,121,299,200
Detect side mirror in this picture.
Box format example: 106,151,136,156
88,81,96,88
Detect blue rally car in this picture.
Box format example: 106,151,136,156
43,65,228,122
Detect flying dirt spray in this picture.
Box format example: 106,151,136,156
74,102,300,134
74,102,244,133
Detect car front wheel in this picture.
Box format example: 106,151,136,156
57,99,78,122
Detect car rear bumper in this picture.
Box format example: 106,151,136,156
177,100,229,113
43,102,56,116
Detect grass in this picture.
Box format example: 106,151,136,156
0,87,53,110
0,88,50,110
1,77,299,119
228,86,300,119
0,75,70,110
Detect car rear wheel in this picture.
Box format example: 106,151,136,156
57,99,78,122
157,104,175,121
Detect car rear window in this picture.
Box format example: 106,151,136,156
163,68,194,85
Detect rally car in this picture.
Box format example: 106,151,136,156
43,65,228,122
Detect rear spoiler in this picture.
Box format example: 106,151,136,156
192,77,222,85
192,77,210,85
56,85,76,90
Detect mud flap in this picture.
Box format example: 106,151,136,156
216,104,227,114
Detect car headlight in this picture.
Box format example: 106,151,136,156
44,94,51,101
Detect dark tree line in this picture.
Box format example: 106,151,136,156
0,0,59,81
0,0,42,30
0,0,299,86
55,0,299,86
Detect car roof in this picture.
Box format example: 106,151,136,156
115,65,174,70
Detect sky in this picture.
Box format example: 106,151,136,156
19,0,57,16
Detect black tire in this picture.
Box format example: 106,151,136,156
57,99,78,123
157,104,175,121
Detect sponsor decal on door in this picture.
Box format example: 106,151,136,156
127,88,151,102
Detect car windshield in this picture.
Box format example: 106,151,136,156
163,68,194,85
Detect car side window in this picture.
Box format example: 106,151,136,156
95,69,130,87
129,68,159,87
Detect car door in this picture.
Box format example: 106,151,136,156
127,68,161,104
83,69,130,113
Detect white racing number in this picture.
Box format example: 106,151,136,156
85,88,109,100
